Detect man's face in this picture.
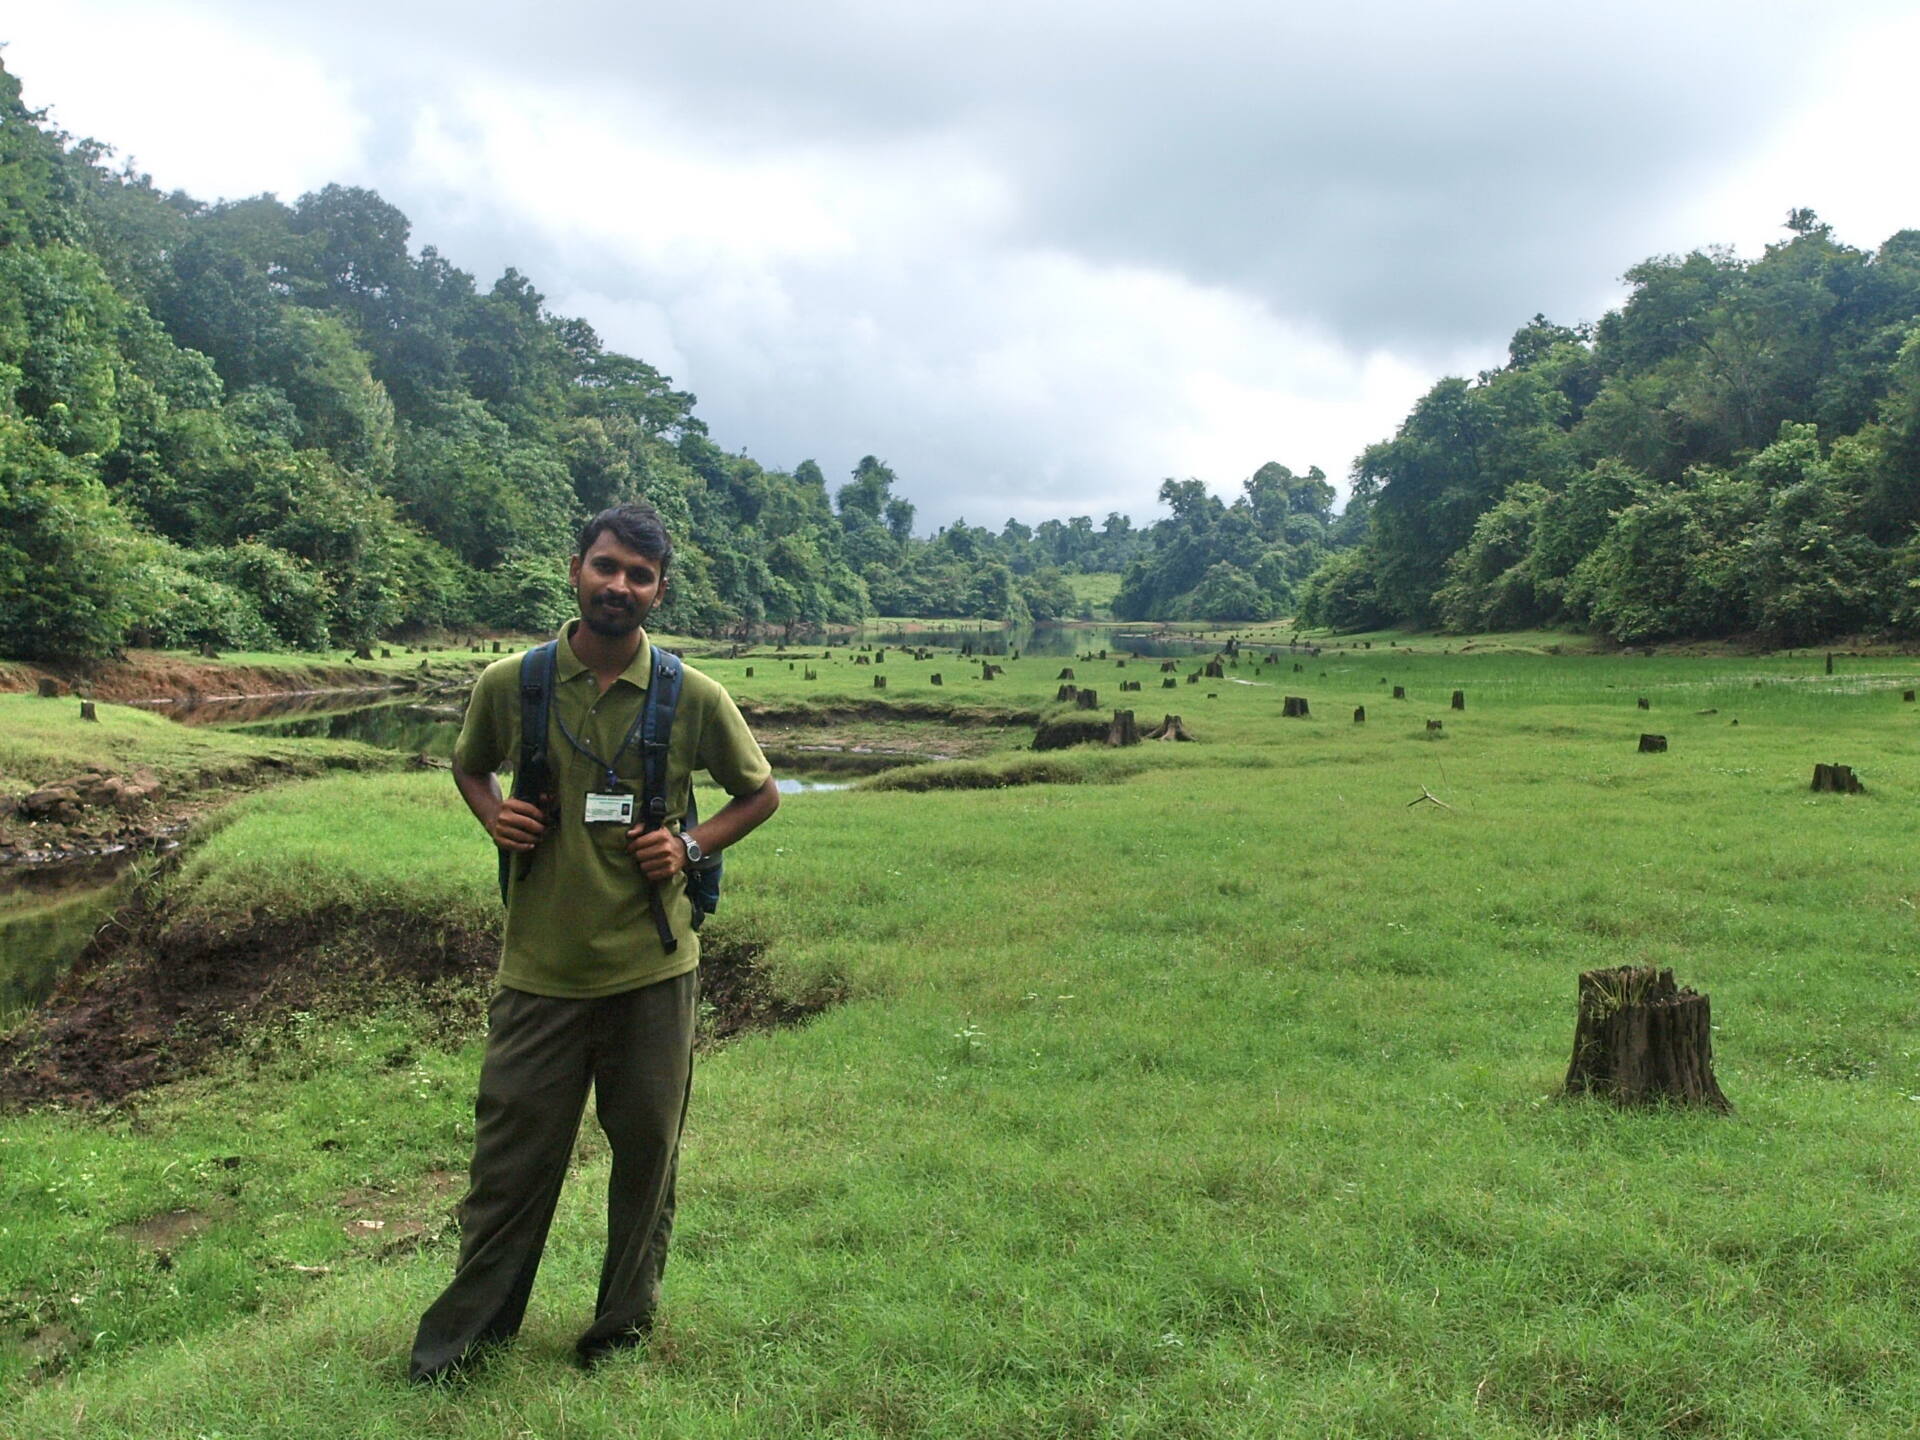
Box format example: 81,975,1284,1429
569,532,667,639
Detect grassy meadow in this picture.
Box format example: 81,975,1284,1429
4,638,1920,1436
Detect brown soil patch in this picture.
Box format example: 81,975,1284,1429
0,890,831,1110
2,652,380,705
113,1207,215,1249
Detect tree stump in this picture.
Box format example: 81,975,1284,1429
79,701,98,723
855,654,870,665
982,662,1000,680
929,673,941,686
1107,710,1139,747
1160,660,1177,673
1904,690,1915,703
1825,652,1834,675
1353,706,1365,723
1564,966,1729,1110
1636,697,1649,710
876,649,886,662
1450,690,1465,711
1393,686,1406,700
382,648,392,659
1186,672,1199,685
1425,719,1443,732
1056,683,1079,701
36,678,59,699
746,666,755,678
806,668,818,680
1163,677,1177,689
1282,696,1309,717
1121,680,1141,692
493,640,503,654
1204,659,1225,679
1145,714,1192,741
1058,668,1076,680
1810,763,1863,794
1638,733,1667,753
1075,688,1099,710
873,675,886,689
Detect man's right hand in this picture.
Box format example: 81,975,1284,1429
489,796,550,852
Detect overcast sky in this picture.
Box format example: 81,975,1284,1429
8,1,1917,530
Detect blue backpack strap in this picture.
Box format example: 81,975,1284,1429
498,641,557,905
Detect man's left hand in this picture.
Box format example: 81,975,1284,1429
626,826,689,882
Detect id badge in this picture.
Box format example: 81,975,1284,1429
583,791,635,825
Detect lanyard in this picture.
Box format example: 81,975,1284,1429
550,687,646,790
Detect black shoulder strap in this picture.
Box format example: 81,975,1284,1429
515,641,558,793
498,641,557,905
637,646,684,953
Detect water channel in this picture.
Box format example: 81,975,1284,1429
3,668,880,1020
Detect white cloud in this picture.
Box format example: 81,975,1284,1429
6,3,366,201
6,0,1916,529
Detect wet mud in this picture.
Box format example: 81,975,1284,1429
0,884,829,1111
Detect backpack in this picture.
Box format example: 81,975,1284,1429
497,640,722,952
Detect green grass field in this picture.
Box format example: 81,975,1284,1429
5,641,1920,1436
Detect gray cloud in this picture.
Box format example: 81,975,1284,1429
11,0,1910,525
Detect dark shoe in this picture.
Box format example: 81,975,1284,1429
575,1323,651,1370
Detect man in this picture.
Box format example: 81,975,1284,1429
410,502,779,1382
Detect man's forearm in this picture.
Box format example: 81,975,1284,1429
686,776,780,854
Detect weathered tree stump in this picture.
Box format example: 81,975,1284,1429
1638,733,1667,753
873,675,886,689
1392,685,1406,700
79,701,98,723
1160,660,1177,673
1186,672,1199,685
1204,659,1225,679
1450,690,1465,711
1825,652,1834,675
1121,680,1141,692
1075,688,1099,710
493,640,503,654
1810,763,1863,794
929,673,941,686
1564,966,1729,1110
1058,668,1076,680
982,662,1001,680
876,649,886,662
1163,677,1177,689
1145,714,1192,741
1353,706,1365,723
1056,683,1080,701
199,643,219,659
381,648,392,659
1425,719,1443,732
1282,696,1309,718
855,654,870,665
36,678,59,699
1107,710,1140,747
806,668,818,680
1904,690,1915,703
1636,697,1649,710
745,667,755,678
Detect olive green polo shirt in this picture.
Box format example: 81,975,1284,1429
455,622,772,998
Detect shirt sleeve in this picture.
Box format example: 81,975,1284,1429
453,658,517,776
695,679,773,798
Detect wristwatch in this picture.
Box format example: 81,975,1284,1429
681,833,706,865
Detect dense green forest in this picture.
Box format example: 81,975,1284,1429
1297,212,1920,644
12,45,1918,658
0,59,1165,662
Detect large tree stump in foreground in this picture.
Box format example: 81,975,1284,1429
1107,710,1139,747
1564,966,1729,1111
1145,714,1192,741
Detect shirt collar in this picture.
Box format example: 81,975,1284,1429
555,619,653,691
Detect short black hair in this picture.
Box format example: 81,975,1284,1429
576,502,673,571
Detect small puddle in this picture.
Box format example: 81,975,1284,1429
0,855,146,1024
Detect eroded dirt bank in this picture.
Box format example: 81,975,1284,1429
0,887,829,1110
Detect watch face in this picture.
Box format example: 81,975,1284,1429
683,836,703,863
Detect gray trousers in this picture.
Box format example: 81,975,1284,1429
409,971,697,1378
